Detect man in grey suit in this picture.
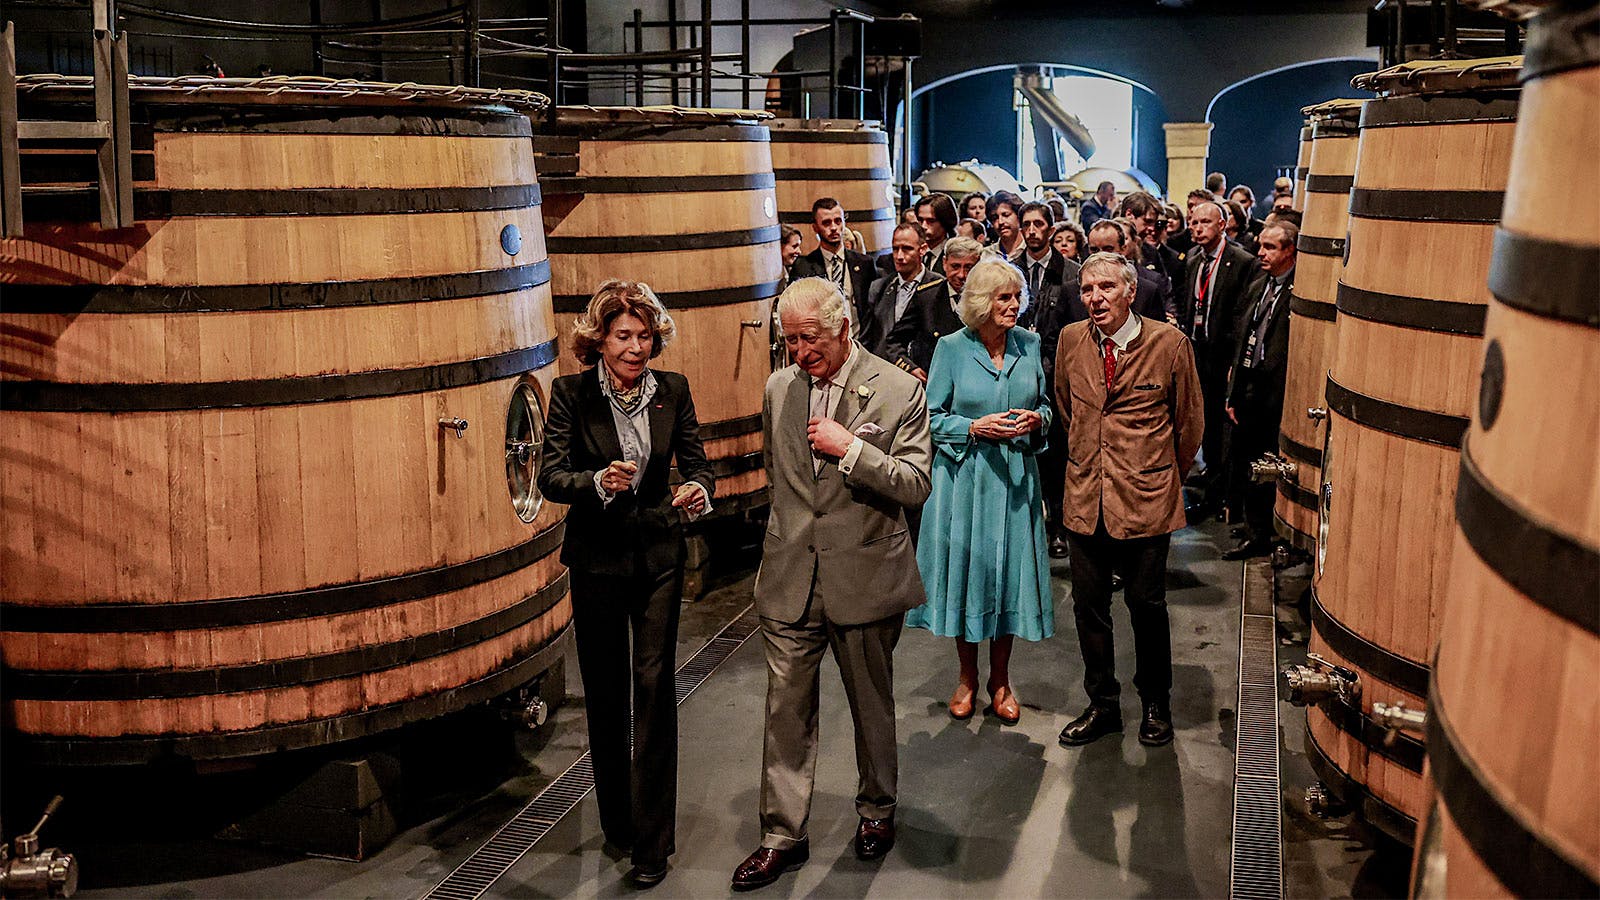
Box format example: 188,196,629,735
730,277,933,891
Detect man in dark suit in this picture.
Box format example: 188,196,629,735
1223,221,1298,559
1079,180,1117,232
790,197,874,334
1121,191,1186,290
1011,201,1083,558
914,192,958,277
885,235,978,380
1181,199,1259,516
1086,220,1174,323
860,222,945,359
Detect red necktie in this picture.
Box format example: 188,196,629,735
1103,338,1117,393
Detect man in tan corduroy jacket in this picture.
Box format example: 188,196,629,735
1052,251,1204,750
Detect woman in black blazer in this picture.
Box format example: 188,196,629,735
537,280,714,888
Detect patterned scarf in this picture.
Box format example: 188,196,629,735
600,362,650,418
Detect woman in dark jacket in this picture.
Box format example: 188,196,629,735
537,280,714,888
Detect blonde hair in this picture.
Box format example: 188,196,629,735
569,280,676,366
957,258,1025,330
775,276,849,337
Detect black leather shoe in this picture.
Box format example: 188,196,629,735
1111,572,1124,592
1058,705,1123,746
732,841,809,891
1230,525,1249,539
854,816,895,861
1222,538,1272,561
1049,533,1069,559
1139,702,1174,746
628,861,668,888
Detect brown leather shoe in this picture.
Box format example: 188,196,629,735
731,841,808,891
985,684,1021,725
854,816,895,861
948,683,976,720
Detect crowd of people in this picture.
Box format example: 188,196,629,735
537,172,1303,890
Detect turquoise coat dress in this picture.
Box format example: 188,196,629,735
905,326,1056,642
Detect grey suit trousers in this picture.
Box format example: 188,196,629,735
759,598,903,849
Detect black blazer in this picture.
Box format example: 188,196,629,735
791,247,875,326
1145,242,1187,298
538,368,715,577
861,268,945,359
1180,239,1259,358
1226,268,1296,430
1016,249,1082,397
884,278,961,373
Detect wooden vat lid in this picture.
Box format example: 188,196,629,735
1352,57,1524,95
15,73,549,113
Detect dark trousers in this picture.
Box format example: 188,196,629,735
570,567,682,865
1228,410,1278,543
1195,348,1232,506
1039,414,1068,535
1067,519,1173,709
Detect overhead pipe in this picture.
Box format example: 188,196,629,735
1016,70,1096,162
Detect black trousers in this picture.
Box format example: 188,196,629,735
1066,519,1173,709
1195,347,1232,505
1039,414,1068,535
570,567,682,865
1228,408,1278,543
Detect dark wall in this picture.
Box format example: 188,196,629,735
1207,59,1375,214
917,11,1372,123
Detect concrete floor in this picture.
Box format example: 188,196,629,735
15,520,1410,899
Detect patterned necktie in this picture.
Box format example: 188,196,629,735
829,255,845,295
809,378,832,474
1103,338,1117,393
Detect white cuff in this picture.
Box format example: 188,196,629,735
593,470,615,507
837,437,865,475
683,480,714,521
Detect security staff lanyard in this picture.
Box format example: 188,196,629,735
1193,247,1223,340
1241,279,1281,370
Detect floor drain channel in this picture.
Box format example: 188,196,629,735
422,604,761,900
1230,560,1283,900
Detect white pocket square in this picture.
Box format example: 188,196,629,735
854,423,886,436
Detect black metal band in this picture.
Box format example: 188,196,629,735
1523,0,1600,81
1314,694,1426,773
699,412,764,441
1273,510,1315,552
1,339,559,412
545,225,779,254
23,184,541,221
778,208,894,224
553,123,767,143
1305,724,1418,847
146,110,533,138
2,572,569,701
773,167,893,181
552,280,781,314
1290,293,1339,321
1296,234,1346,258
1336,282,1488,336
1360,94,1521,128
706,451,764,478
3,260,551,315
21,151,156,184
0,520,566,633
537,172,774,194
1305,174,1354,194
1348,188,1506,224
1456,445,1600,635
770,129,887,144
1277,478,1320,510
8,625,572,766
1325,376,1469,449
1278,432,1324,468
1310,584,1432,696
1428,679,1600,898
1487,228,1600,327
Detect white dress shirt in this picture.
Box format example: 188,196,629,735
808,342,866,475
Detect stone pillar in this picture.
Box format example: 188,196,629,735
1163,122,1215,202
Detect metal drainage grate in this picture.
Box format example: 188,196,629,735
423,604,762,900
1230,560,1284,900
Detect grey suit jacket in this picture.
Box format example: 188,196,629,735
754,345,933,626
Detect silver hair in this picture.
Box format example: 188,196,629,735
941,235,984,263
957,257,1025,330
776,276,849,336
1079,250,1138,291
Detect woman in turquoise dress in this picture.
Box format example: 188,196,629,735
905,257,1054,725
